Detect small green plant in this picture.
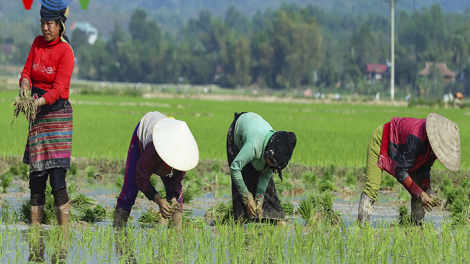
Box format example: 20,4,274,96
93,204,107,220
116,175,124,189
81,208,97,223
119,167,125,175
69,163,78,176
19,163,29,181
380,173,396,189
274,177,293,194
67,182,77,197
450,199,470,226
318,179,335,193
1,173,13,193
281,199,294,216
344,170,356,187
398,205,412,226
138,208,162,225
85,166,96,178
9,165,20,176
204,200,232,223
299,192,341,226
19,200,31,223
398,188,410,201
301,172,317,187
71,193,95,206
212,161,222,172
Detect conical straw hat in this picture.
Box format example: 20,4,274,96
426,113,461,171
152,118,199,171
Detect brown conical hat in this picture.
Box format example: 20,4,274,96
426,113,461,171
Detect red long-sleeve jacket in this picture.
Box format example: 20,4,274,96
378,117,437,199
20,36,74,105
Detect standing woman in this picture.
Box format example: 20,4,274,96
226,112,296,223
19,5,75,227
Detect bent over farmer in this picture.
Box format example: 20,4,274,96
227,112,297,223
113,111,199,229
358,113,461,224
20,4,75,229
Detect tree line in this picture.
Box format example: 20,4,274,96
2,3,470,97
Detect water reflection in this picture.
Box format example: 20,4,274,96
27,227,68,263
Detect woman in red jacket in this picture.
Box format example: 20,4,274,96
358,113,461,225
19,5,74,228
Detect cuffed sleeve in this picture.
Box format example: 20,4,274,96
402,176,423,200
255,169,273,204
229,141,257,196
417,159,434,191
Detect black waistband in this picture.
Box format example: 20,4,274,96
32,87,69,115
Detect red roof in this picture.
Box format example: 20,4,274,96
365,64,388,74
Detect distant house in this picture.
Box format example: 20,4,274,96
1,44,16,55
69,22,98,45
365,64,388,81
418,62,456,82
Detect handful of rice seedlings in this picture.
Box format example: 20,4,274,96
11,96,36,124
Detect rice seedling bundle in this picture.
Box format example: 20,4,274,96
11,96,36,124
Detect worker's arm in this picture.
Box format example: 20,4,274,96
255,169,273,204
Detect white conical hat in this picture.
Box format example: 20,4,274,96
426,113,461,172
152,118,199,171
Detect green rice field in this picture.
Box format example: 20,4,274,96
1,88,470,263
1,90,469,169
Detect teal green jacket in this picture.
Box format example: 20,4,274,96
230,112,275,203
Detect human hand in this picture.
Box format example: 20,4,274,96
255,199,263,217
154,194,171,218
419,191,433,212
425,188,435,199
20,78,30,97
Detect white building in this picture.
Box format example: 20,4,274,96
69,22,98,45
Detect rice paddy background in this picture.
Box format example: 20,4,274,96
1,89,469,169
2,87,470,263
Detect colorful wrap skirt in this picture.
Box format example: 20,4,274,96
23,102,73,177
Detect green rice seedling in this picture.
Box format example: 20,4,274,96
204,199,232,223
344,170,356,188
380,173,396,189
93,204,107,220
150,175,157,187
301,172,317,188
298,199,314,225
138,208,161,225
212,161,222,172
450,199,470,226
443,187,468,208
398,188,410,201
280,199,294,216
68,163,78,176
67,182,77,197
119,167,125,175
318,178,335,193
85,166,96,178
42,186,56,224
182,183,196,204
216,173,231,187
115,175,124,189
71,193,95,207
397,205,412,226
19,163,29,181
299,192,341,226
11,96,36,124
0,201,18,224
0,172,13,193
81,207,97,223
8,165,19,176
183,215,205,229
274,177,293,194
19,200,31,223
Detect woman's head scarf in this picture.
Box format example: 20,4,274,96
40,5,71,45
265,131,297,180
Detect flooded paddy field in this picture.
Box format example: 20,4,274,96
0,158,466,263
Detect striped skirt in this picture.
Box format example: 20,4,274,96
24,104,73,175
